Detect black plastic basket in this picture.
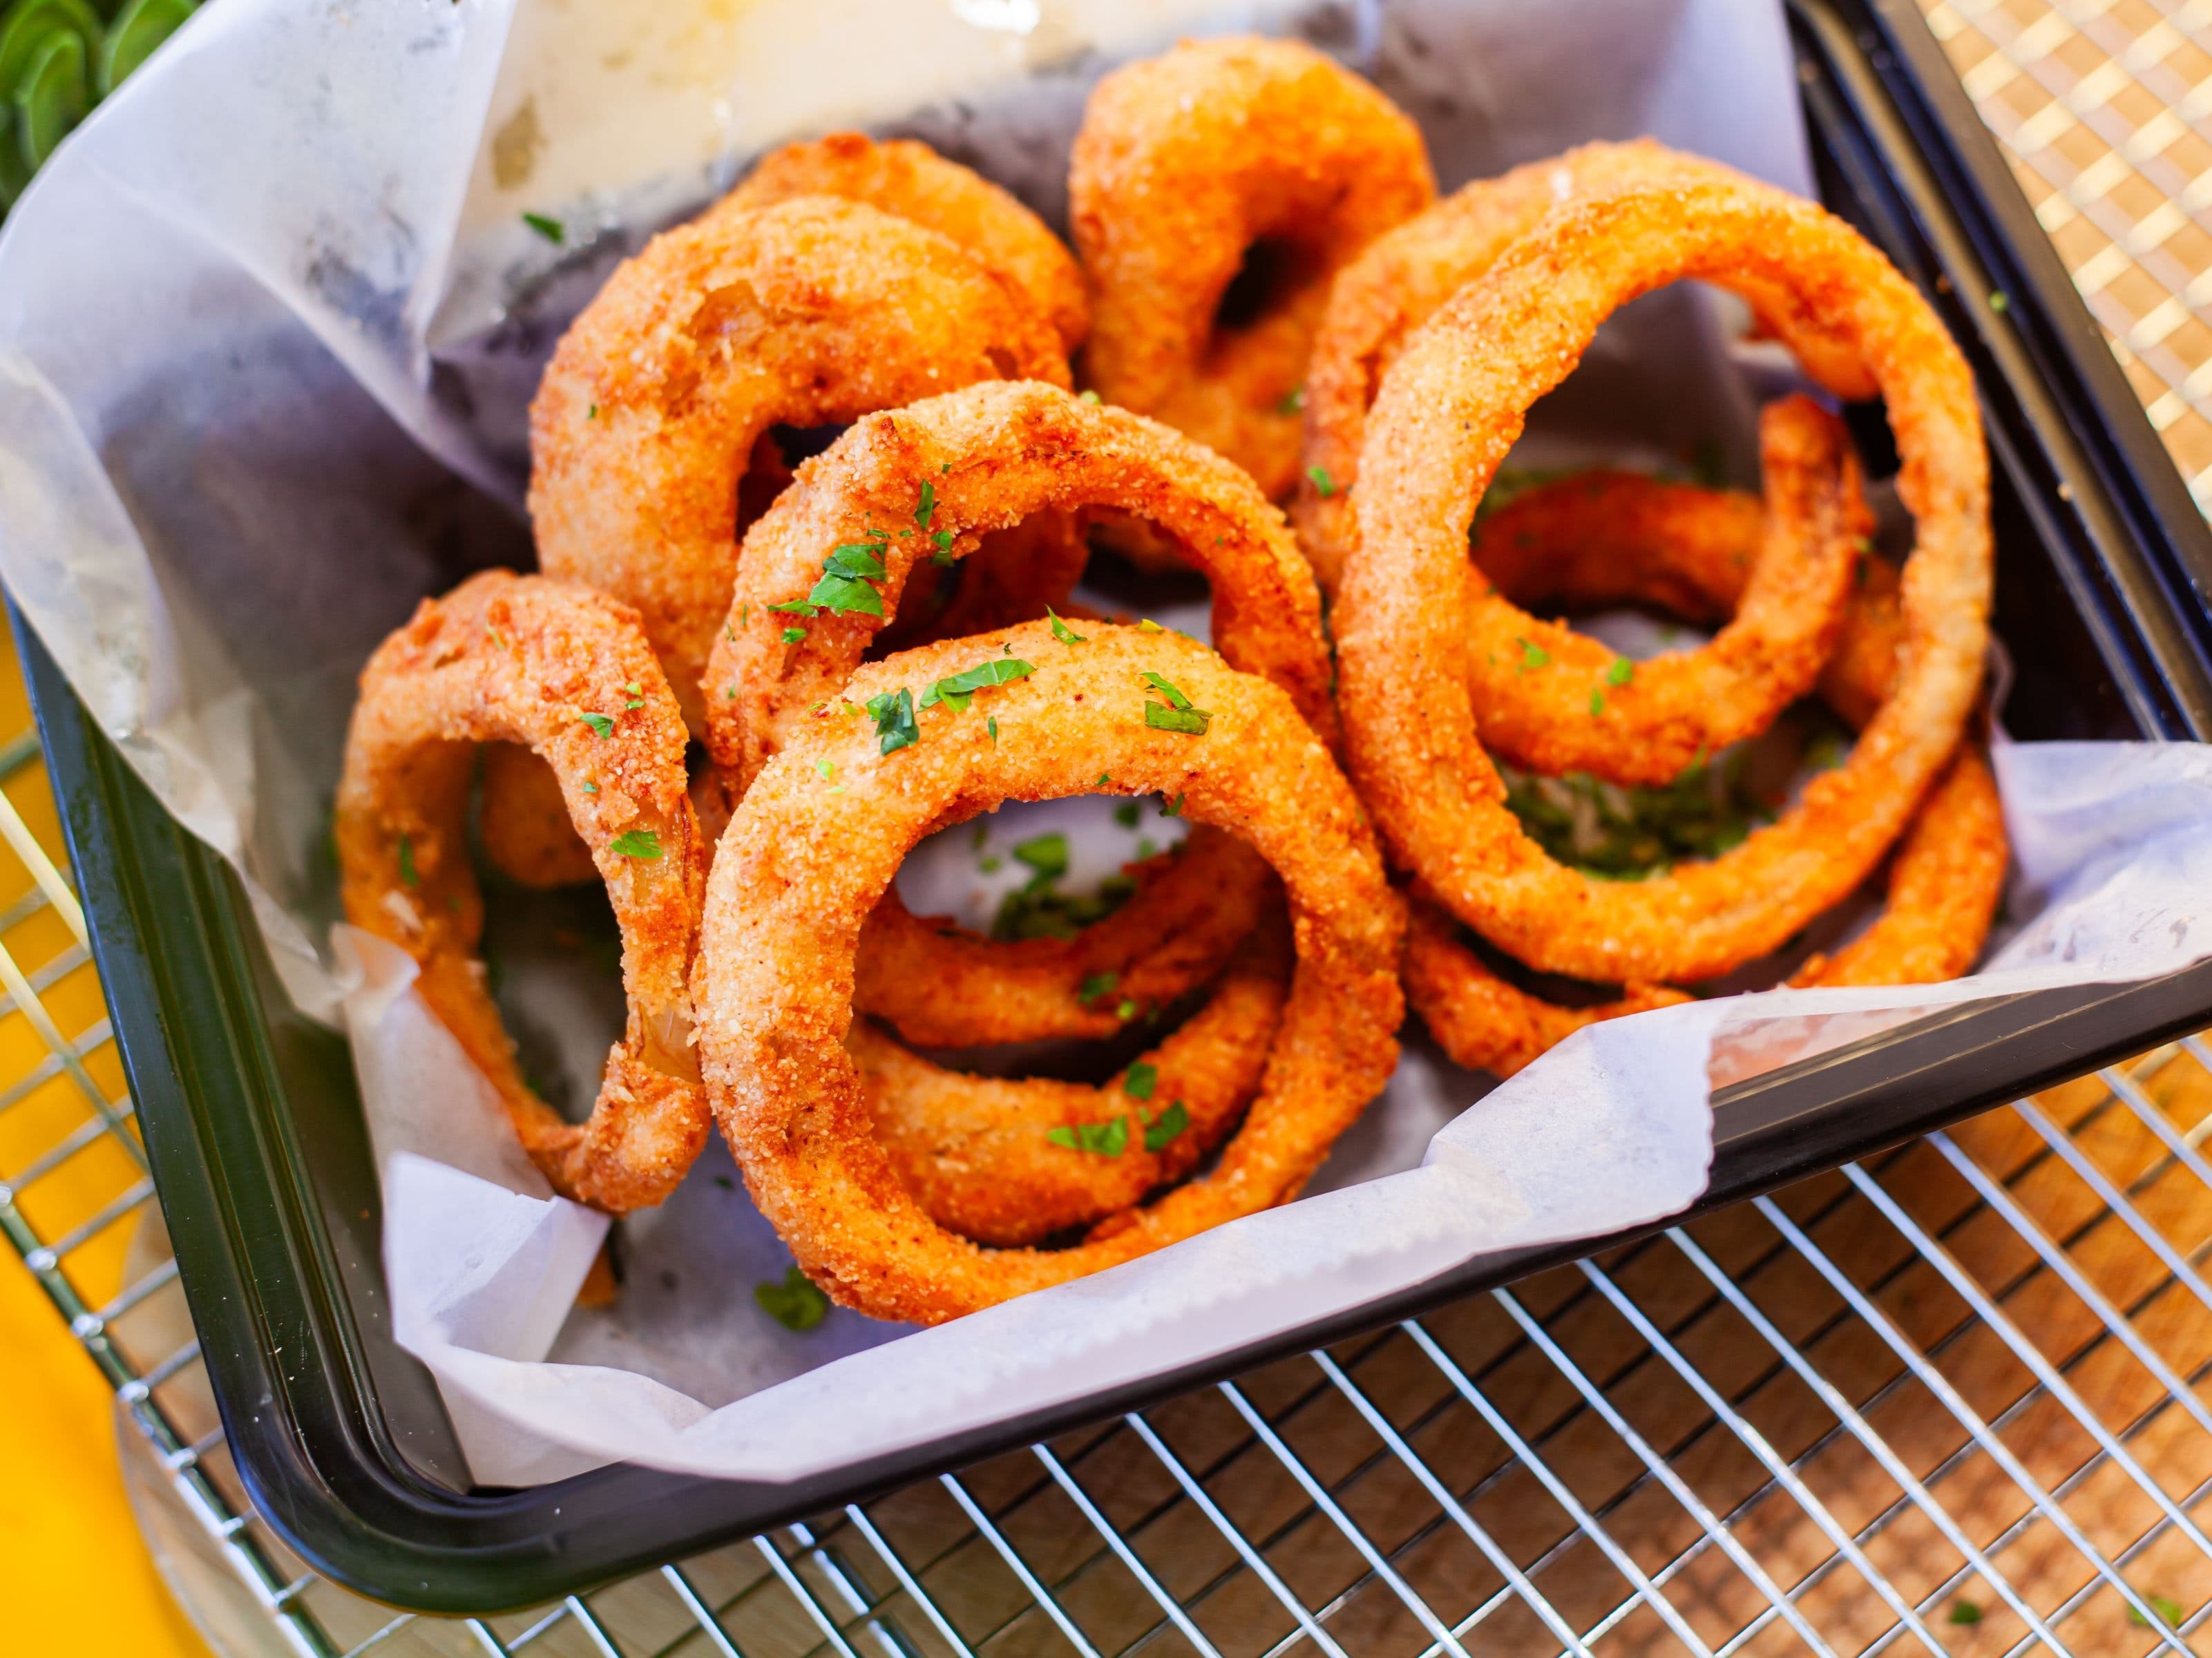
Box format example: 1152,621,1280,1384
18,0,2212,1617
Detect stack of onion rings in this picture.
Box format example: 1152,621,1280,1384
336,572,710,1214
694,622,1403,1324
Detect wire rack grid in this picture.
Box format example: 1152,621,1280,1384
7,1,2212,1654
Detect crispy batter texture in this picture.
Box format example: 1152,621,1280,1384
1070,35,1435,499
528,196,1070,730
714,132,1089,353
692,623,1404,1324
708,379,1337,783
1297,140,1877,590
1401,899,1690,1078
1337,171,1990,985
1463,396,1866,787
857,913,1292,1246
1471,468,1907,731
856,830,1278,1046
336,573,709,1213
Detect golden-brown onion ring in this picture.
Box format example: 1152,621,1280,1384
1401,899,1690,1079
707,379,1337,785
1297,140,1878,591
856,914,1290,1246
1071,35,1436,499
712,131,1088,353
856,830,1277,1047
1462,394,1865,788
693,622,1403,1324
336,572,709,1213
528,196,1070,730
476,738,600,889
1337,174,1990,985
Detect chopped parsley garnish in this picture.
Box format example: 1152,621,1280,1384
1137,618,1165,634
987,715,998,743
1987,289,2010,314
1516,639,1552,673
1142,1100,1190,1153
581,780,598,794
865,687,919,754
1077,969,1119,1007
1945,1601,1982,1627
1047,1116,1128,1156
1078,388,1102,405
1590,690,1606,717
754,1266,829,1331
1049,607,1087,645
1114,801,1141,829
609,829,662,860
1306,464,1336,498
397,834,419,888
1161,792,1185,818
1123,1061,1158,1100
585,404,598,421
1608,657,1635,687
1277,385,1306,415
1096,772,1112,786
1116,998,1138,1020
808,540,890,616
914,480,936,532
815,758,835,781
1141,671,1196,709
2128,1595,2184,1628
1141,671,1212,734
522,211,564,245
781,627,808,644
1012,832,1069,882
919,656,1036,712
580,712,616,739
931,529,955,566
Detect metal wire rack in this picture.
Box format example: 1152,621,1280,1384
6,1,2212,1653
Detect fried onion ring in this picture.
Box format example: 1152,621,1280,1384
476,737,600,889
713,131,1089,353
336,573,709,1213
856,830,1278,1047
856,912,1292,1246
1297,140,1878,591
1462,394,1865,788
528,196,1070,730
693,622,1403,1324
1070,35,1436,499
1401,899,1690,1078
1337,175,1990,985
707,379,1337,785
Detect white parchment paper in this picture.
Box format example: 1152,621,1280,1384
2,0,2209,1489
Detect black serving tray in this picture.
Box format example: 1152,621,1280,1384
21,0,2212,1614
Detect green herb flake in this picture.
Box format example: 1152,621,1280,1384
1078,388,1101,405
581,780,598,794
1277,385,1307,416
865,687,919,754
1161,793,1185,818
808,572,885,616
609,829,662,861
397,834,419,889
1137,618,1165,633
1076,969,1119,1007
919,656,1037,713
580,712,616,739
1096,772,1112,787
1123,1061,1159,1100
931,528,957,566
1047,1116,1129,1156
987,716,998,744
522,211,565,245
1517,638,1552,673
1116,998,1138,1020
1049,607,1087,645
2128,1595,2186,1628
1013,832,1069,882
1306,464,1336,498
815,758,835,781
1590,690,1606,717
585,404,598,421
914,480,936,532
1988,289,2010,314
1143,1100,1191,1153
1146,702,1211,736
1608,657,1635,687
1945,1601,1983,1627
1114,801,1141,829
754,1265,829,1331
781,626,808,644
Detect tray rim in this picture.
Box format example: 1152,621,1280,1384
23,0,2212,1615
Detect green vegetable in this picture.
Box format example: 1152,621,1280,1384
1277,385,1306,415
1047,1116,1128,1156
1945,1601,1981,1626
1123,1061,1158,1100
1142,1100,1190,1153
1048,607,1086,645
2128,1594,2185,1628
1012,832,1068,881
1516,638,1551,673
919,656,1035,712
1306,464,1335,498
1076,969,1118,1007
754,1266,829,1331
579,712,614,739
609,829,661,860
821,540,888,580
1607,657,1634,686
522,211,564,245
781,626,808,644
97,0,189,99
396,834,418,889
864,687,917,754
1145,702,1210,735
1113,801,1141,829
